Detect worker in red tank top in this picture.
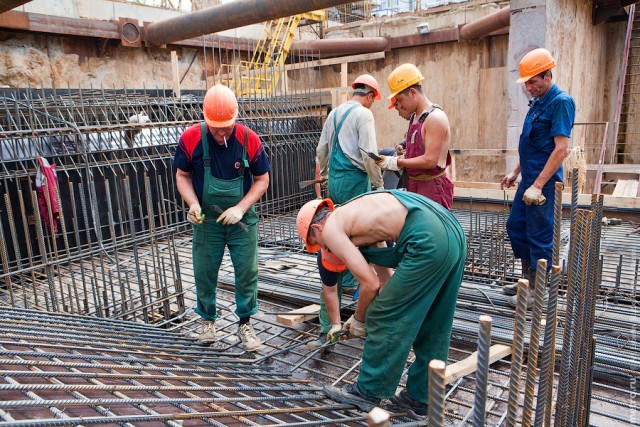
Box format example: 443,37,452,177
376,63,454,210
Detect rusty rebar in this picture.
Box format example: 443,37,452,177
471,315,492,427
506,279,529,427
428,359,447,426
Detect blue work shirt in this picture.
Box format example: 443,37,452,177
518,84,576,187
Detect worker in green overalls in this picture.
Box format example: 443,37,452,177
312,74,385,349
174,84,270,352
296,190,466,416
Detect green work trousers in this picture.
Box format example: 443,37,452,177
357,190,466,403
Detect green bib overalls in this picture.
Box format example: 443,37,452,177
355,190,466,403
192,123,260,321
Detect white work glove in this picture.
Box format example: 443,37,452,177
187,204,205,225
326,324,342,342
342,315,366,340
522,185,546,206
216,205,245,225
375,155,403,171
395,144,406,156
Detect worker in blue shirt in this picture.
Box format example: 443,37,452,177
500,48,576,308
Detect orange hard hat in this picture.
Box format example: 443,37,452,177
388,96,396,110
387,63,424,99
516,48,556,83
296,198,334,253
351,74,381,100
321,248,347,273
203,84,238,128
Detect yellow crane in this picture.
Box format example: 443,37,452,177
221,10,325,96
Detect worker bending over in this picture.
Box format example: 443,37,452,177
174,84,270,352
377,64,454,210
296,190,466,415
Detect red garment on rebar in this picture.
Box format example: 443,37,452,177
35,156,60,233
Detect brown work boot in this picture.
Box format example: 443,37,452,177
238,323,262,352
197,320,216,344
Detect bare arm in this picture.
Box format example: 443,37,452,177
322,285,341,325
314,160,322,199
237,172,269,213
398,112,448,170
532,135,570,189
501,161,521,190
176,169,199,208
323,229,380,322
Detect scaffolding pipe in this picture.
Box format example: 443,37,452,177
459,7,510,40
291,37,389,55
145,0,355,47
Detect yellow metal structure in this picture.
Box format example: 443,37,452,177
222,10,325,96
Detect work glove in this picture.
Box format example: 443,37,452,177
187,204,205,225
326,324,342,342
395,144,406,156
216,205,245,225
375,155,403,171
342,315,366,340
522,185,546,206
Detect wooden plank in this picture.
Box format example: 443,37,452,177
171,51,181,98
276,304,321,326
283,51,386,72
612,179,629,197
624,180,639,198
453,186,640,209
444,344,511,384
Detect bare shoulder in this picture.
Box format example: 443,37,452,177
426,107,450,127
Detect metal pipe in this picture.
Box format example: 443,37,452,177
290,37,389,56
0,0,31,14
459,7,510,41
145,0,356,47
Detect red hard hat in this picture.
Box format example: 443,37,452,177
388,96,396,110
203,84,238,128
296,198,334,253
351,74,381,100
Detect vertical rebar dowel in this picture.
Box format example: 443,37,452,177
471,315,492,427
534,265,561,427
522,259,548,427
552,182,562,266
506,279,529,427
31,190,58,312
124,176,149,323
428,359,447,427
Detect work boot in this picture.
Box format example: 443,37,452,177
503,259,531,296
306,333,334,352
388,389,429,417
324,383,381,412
197,320,217,344
238,323,262,352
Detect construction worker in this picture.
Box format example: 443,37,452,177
500,48,575,308
296,190,466,415
377,63,454,210
311,74,385,349
173,84,270,351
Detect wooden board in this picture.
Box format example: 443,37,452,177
444,344,512,384
275,304,321,326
